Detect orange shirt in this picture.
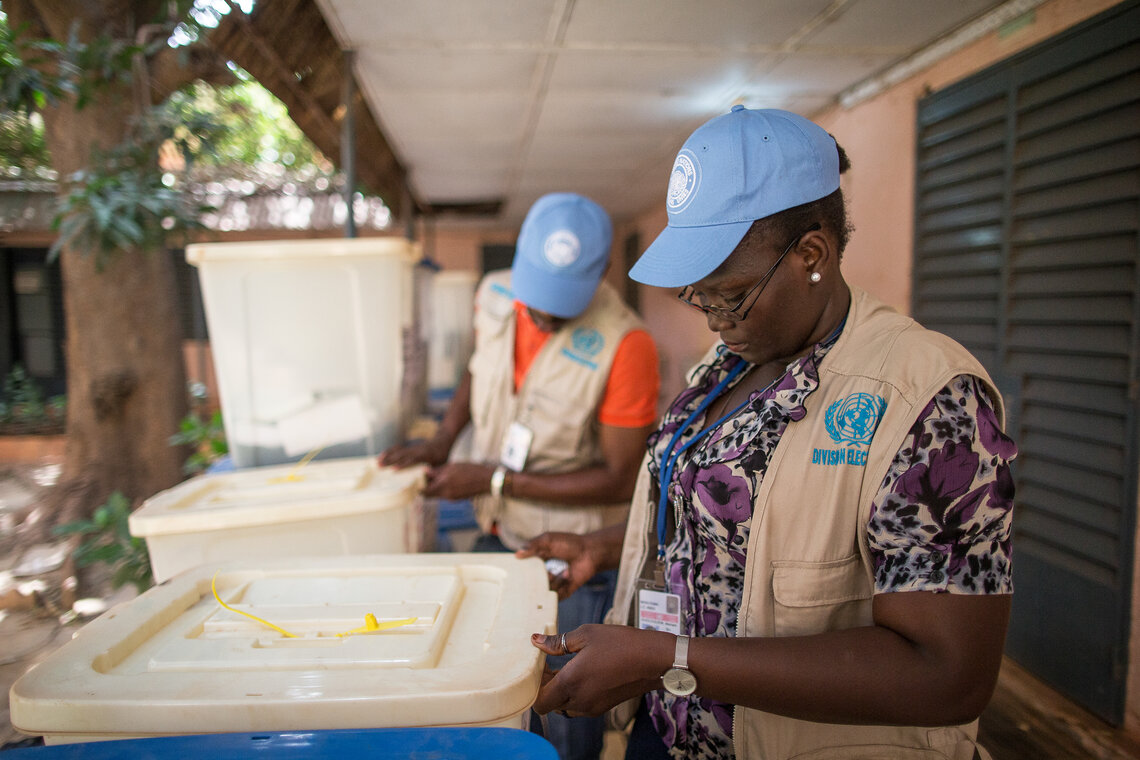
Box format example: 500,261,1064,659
512,301,659,428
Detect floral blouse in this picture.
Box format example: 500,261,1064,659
643,335,1017,760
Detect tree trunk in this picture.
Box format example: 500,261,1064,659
51,221,190,530
7,0,190,538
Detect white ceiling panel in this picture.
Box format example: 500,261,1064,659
759,51,901,94
565,0,838,48
355,89,529,150
314,0,1019,226
412,167,514,201
546,49,766,105
318,0,560,45
357,50,538,93
804,0,1008,48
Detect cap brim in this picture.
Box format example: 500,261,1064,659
629,220,753,287
511,255,600,318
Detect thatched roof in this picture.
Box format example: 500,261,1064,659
209,0,416,220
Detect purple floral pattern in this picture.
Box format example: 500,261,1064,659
870,375,1015,594
643,344,1016,760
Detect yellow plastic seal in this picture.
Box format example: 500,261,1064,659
211,572,416,638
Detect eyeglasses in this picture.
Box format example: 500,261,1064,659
677,222,821,323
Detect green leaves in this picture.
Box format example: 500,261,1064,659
169,408,228,475
54,491,154,593
164,79,330,174
1,10,216,265
0,19,71,114
49,111,213,267
0,10,185,116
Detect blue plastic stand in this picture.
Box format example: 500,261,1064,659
2,727,558,759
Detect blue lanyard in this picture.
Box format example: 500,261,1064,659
656,358,748,560
654,318,849,561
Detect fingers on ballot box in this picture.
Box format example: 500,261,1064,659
10,554,558,745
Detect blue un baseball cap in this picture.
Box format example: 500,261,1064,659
511,192,614,318
629,105,840,288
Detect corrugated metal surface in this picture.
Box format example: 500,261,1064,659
914,0,1140,725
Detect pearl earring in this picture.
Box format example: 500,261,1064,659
809,272,822,283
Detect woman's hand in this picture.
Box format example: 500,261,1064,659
529,624,673,717
517,532,600,600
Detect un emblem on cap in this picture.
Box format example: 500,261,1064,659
667,149,700,214
543,229,581,267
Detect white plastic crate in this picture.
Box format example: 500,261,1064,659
129,457,427,583
187,237,420,468
426,270,477,398
10,554,558,744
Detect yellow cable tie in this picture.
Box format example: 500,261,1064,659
212,572,418,639
336,613,418,637
271,443,327,483
211,571,298,638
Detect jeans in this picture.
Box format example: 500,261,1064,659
473,532,617,760
626,699,670,760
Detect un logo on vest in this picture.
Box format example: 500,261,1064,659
825,393,886,447
571,328,604,356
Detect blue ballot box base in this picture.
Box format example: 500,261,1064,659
2,727,558,759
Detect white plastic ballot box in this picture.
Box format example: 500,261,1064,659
10,554,559,745
128,457,428,583
187,238,420,468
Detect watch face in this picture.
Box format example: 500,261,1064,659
663,667,698,696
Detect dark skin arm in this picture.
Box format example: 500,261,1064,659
380,371,654,504
516,524,627,600
379,370,474,468
421,421,653,502
531,591,1010,727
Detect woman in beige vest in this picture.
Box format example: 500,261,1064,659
519,108,1017,760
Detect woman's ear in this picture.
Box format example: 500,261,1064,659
797,227,834,279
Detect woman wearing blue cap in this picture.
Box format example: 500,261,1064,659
520,107,1016,760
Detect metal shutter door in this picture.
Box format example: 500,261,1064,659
914,1,1140,724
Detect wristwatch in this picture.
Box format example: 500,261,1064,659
490,465,507,499
662,634,698,696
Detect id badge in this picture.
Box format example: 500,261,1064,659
636,579,683,635
500,422,533,471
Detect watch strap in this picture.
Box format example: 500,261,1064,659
490,465,507,499
673,634,690,669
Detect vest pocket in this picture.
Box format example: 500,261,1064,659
771,554,872,637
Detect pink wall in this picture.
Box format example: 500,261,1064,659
416,222,517,272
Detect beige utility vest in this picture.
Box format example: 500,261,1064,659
467,270,644,551
608,286,1005,760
